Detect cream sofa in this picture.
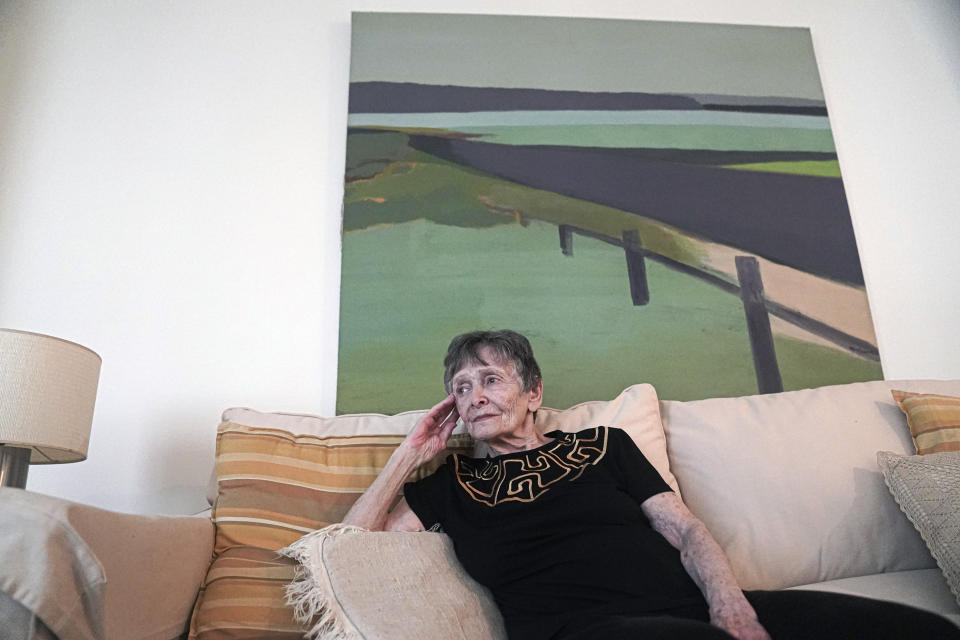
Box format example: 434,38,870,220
1,378,958,639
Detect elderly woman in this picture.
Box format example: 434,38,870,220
343,330,958,640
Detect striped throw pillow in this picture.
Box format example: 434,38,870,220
189,414,473,639
892,390,960,455
210,424,471,554
188,546,303,639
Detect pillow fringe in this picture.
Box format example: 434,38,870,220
280,523,368,639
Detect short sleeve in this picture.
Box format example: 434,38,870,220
403,462,453,530
604,426,673,504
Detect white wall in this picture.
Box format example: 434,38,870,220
1,0,958,514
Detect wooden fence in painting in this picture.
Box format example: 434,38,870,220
557,224,879,395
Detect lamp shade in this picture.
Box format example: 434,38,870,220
0,329,101,463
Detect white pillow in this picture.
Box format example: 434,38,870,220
660,379,960,590
535,383,678,493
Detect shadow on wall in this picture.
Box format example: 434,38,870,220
140,410,218,516
872,399,920,452
0,1,55,286
0,1,43,210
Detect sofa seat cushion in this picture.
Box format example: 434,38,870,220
787,569,959,627
660,379,960,591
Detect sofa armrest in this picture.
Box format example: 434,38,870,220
0,488,214,640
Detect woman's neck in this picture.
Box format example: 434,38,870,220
485,423,552,455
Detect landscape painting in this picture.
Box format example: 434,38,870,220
336,13,882,415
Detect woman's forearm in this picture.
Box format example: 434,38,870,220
341,444,423,530
644,492,770,640
677,519,756,620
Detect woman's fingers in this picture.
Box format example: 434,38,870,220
411,395,458,442
437,393,457,414
438,406,460,439
428,394,456,426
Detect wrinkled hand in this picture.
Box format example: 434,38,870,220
712,609,772,640
401,394,460,465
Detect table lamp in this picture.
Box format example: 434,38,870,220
0,329,101,488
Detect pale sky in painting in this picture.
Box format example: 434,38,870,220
350,13,826,101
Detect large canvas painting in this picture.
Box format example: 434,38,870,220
336,13,882,414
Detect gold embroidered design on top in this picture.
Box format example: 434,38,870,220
453,427,609,506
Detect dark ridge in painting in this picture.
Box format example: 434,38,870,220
348,81,702,113
702,104,829,116
408,135,864,285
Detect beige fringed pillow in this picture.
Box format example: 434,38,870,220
280,525,506,640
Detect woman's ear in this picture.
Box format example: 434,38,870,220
527,379,543,412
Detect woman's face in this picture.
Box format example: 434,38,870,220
450,346,542,444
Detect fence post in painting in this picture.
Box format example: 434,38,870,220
622,230,650,306
735,256,783,394
559,225,574,256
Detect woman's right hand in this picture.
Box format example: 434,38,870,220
342,394,459,530
401,394,460,465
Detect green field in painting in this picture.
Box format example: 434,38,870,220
337,129,879,414
453,124,837,152
348,109,832,130
336,220,881,414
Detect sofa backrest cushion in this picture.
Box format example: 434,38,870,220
660,379,960,591
208,382,677,501
531,383,679,493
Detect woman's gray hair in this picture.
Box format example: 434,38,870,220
443,330,542,393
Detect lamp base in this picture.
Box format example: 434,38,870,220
0,445,30,488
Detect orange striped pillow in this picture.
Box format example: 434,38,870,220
189,418,473,639
892,390,960,455
210,424,472,554
188,546,303,639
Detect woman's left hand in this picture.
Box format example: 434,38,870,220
711,608,772,640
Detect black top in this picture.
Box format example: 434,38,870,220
404,426,704,639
